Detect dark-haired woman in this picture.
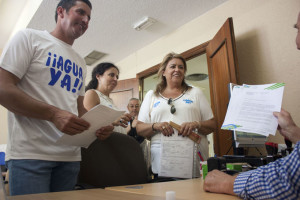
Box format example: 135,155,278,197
84,62,131,140
136,53,216,179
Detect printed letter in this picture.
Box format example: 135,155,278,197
48,68,62,86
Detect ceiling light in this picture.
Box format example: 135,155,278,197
133,17,156,31
84,50,106,66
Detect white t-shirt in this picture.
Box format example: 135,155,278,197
93,90,126,134
138,87,213,176
0,29,86,161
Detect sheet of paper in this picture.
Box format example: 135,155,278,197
56,104,124,148
222,83,285,136
159,130,194,178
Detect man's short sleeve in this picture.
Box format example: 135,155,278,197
0,30,34,79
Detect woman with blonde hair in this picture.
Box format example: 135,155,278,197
137,52,216,180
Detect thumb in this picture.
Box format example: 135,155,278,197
273,111,280,118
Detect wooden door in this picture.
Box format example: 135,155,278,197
110,78,139,112
206,18,239,156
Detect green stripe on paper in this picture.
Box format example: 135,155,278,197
265,83,285,90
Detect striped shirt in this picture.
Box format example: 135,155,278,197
234,141,300,199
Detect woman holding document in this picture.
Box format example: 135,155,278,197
84,62,131,139
136,52,216,179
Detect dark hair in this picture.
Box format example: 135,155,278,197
55,0,92,23
85,62,119,92
154,52,190,96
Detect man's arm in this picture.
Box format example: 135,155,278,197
205,141,300,199
0,68,89,135
273,109,300,143
204,109,300,199
203,170,237,195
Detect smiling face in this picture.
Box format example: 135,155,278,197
163,58,186,85
59,1,91,41
97,67,119,94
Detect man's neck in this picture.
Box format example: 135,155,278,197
50,28,74,46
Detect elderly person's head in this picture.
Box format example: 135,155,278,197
155,52,189,95
127,98,140,117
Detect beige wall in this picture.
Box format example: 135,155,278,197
1,0,300,145
116,0,300,144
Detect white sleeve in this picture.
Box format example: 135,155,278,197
0,29,34,79
196,88,214,121
138,90,154,123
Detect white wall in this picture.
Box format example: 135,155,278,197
116,0,300,144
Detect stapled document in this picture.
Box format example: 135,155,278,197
221,83,285,136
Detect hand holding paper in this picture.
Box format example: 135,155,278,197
221,83,285,136
56,104,124,148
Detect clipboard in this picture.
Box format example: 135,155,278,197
169,121,201,144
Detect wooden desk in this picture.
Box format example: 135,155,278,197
7,189,166,200
7,178,238,200
106,178,239,200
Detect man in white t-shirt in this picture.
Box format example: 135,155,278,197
0,0,112,196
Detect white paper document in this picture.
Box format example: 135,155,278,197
159,130,194,178
56,104,124,148
221,83,285,136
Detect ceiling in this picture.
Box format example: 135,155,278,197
0,0,228,67
0,0,28,48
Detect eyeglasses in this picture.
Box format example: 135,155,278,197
168,98,176,114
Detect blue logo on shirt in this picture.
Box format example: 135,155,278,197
154,101,160,108
45,52,84,94
183,99,193,104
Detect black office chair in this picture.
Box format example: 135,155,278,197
77,132,149,188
